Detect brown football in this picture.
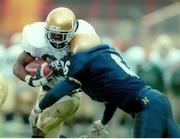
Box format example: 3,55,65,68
25,59,53,77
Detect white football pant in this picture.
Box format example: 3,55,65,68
35,87,80,138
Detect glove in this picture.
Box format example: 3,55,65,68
42,54,70,76
25,66,52,87
91,120,109,137
49,60,64,75
29,103,42,128
42,54,57,63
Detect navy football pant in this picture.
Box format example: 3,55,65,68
133,88,180,138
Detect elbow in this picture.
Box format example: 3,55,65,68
13,63,18,76
12,62,22,78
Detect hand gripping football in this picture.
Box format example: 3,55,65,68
25,59,53,77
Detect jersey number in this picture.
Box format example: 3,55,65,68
60,60,70,75
110,54,139,78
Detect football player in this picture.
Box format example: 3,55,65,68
13,7,101,137
32,43,180,137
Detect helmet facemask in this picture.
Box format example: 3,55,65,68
45,21,77,49
45,7,77,53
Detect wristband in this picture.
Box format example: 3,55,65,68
25,75,32,83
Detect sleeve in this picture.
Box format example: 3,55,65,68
101,103,117,125
21,24,35,55
21,25,30,52
39,79,80,110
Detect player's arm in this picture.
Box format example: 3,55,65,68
37,53,86,112
13,51,35,81
38,77,81,111
101,103,117,125
92,103,116,135
13,51,51,87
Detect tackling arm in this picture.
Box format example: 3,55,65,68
38,50,87,111
38,77,81,110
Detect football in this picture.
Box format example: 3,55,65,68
25,59,53,77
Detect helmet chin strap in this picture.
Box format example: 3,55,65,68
46,39,70,60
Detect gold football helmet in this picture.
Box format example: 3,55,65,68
45,7,77,49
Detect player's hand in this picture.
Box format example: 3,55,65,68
25,66,52,87
49,60,64,76
29,104,42,127
29,109,39,128
42,54,57,63
91,120,109,137
28,104,42,128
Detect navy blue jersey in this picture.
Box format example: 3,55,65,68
39,44,146,113
38,44,180,138
68,44,146,110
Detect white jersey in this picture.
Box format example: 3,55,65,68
21,20,98,88
21,19,98,60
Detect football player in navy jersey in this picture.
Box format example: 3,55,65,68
32,44,180,138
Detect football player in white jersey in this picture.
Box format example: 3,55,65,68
13,7,101,137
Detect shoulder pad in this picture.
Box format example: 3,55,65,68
21,22,46,54
76,19,98,36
